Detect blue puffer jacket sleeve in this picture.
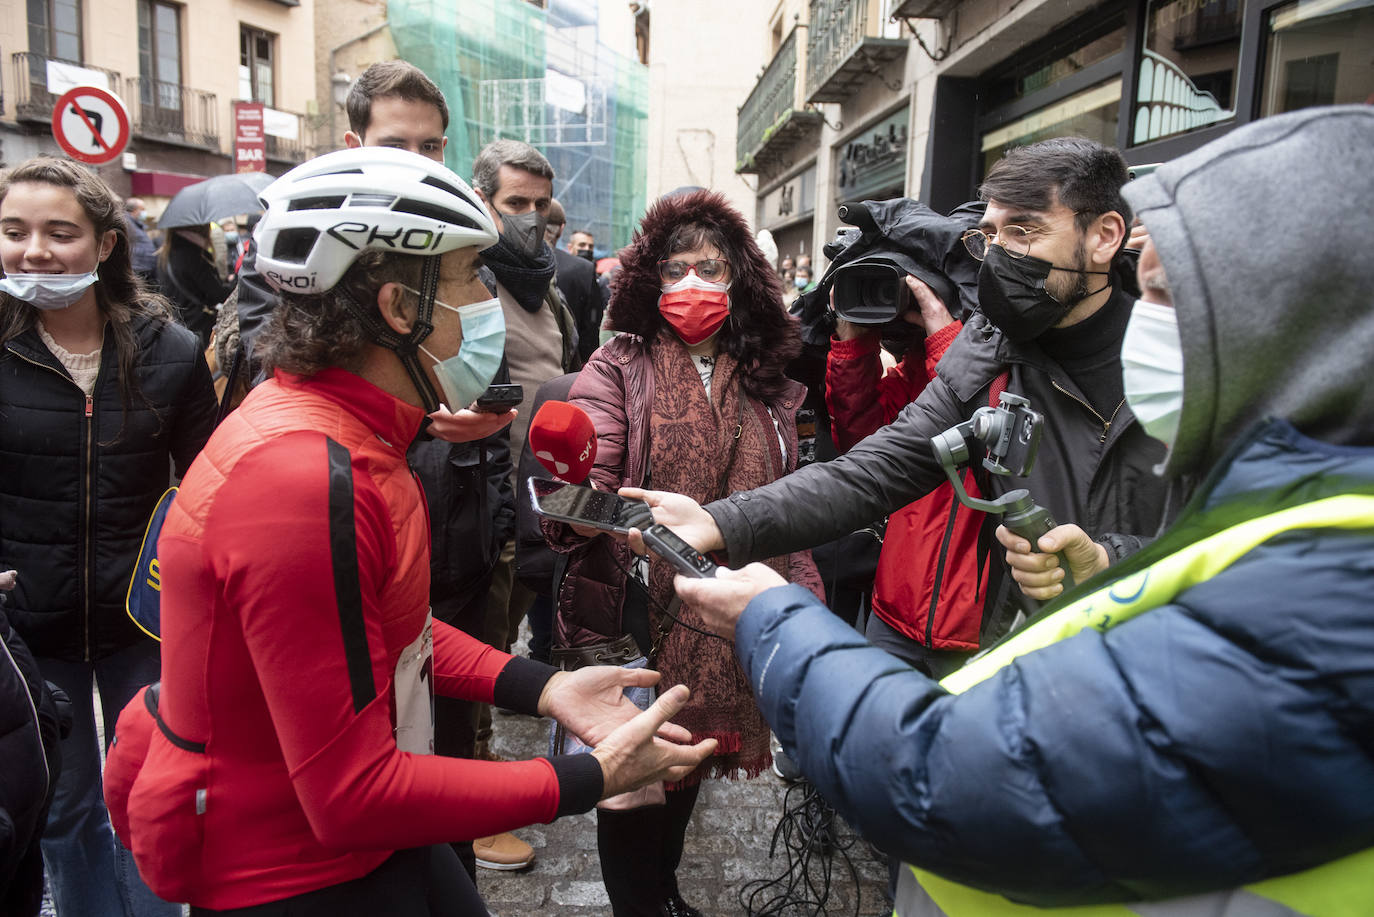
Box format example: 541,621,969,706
736,529,1374,908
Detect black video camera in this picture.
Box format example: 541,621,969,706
825,201,960,332
793,199,981,351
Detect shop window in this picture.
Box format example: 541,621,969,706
980,79,1122,178
1261,0,1374,116
1133,0,1243,144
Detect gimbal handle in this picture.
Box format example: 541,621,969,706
932,427,1077,596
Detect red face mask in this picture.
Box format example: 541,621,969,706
658,274,730,345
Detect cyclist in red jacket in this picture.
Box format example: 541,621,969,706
104,147,713,916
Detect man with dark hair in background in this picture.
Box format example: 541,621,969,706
568,228,595,262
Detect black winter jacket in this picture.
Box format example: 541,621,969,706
408,426,514,625
0,315,216,661
707,289,1175,635
0,606,65,917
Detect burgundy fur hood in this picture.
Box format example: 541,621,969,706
606,190,799,400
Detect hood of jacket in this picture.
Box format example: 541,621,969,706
607,189,785,339
1122,105,1374,478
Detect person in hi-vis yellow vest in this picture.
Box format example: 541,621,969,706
661,105,1374,917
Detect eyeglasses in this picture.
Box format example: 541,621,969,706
658,259,729,283
961,226,1048,261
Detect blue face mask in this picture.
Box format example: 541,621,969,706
414,292,506,410
0,271,99,310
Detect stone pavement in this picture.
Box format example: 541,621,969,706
478,666,893,916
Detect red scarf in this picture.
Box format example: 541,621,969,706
646,331,786,784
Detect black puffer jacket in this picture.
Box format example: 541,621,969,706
708,287,1176,635
0,314,216,661
0,605,65,917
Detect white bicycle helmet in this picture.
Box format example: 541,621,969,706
254,146,497,295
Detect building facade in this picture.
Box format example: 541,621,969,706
737,0,1373,265
0,0,319,211
330,0,650,255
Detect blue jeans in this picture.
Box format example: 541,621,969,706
37,639,180,917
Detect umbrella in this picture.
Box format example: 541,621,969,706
157,171,275,229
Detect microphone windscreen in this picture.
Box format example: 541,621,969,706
529,400,597,483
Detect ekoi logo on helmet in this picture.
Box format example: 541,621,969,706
264,269,319,291
326,221,452,253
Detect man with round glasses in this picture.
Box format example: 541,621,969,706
619,135,1172,655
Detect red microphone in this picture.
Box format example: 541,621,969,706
528,401,597,483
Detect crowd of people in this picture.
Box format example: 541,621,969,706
0,51,1369,917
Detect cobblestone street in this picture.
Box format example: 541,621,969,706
477,627,893,917
480,706,892,917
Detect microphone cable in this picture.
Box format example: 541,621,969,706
738,778,866,917
601,539,730,645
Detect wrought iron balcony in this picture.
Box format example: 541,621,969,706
736,28,823,174
890,0,962,21
805,0,908,105
124,77,220,150
11,51,122,122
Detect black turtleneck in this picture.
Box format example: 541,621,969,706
1036,284,1132,419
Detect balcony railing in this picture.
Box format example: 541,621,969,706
891,0,962,21
12,51,122,121
806,0,908,104
736,28,823,174
263,109,307,163
124,77,219,150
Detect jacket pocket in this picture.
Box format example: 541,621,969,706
121,686,210,903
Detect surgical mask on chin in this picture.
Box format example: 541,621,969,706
658,273,730,345
1121,299,1184,447
414,294,507,410
0,271,99,311
499,210,548,259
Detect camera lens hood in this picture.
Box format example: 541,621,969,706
830,251,959,325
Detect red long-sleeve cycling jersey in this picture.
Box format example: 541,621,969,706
105,368,601,909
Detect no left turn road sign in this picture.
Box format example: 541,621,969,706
51,86,131,166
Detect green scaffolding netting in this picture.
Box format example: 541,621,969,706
389,0,648,253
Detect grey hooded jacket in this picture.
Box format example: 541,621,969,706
1123,104,1374,478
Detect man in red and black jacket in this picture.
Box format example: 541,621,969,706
825,272,988,679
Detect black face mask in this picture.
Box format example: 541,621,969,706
977,245,1109,342
576,249,594,263
500,210,549,260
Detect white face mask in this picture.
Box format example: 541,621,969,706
1122,299,1184,447
0,271,100,311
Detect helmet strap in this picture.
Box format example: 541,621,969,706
338,255,445,413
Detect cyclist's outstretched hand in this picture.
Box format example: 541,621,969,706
539,665,692,747
592,685,716,799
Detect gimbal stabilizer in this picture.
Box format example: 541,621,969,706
930,392,1075,596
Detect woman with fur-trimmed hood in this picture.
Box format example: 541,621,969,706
547,190,823,917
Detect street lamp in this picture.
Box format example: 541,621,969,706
332,72,352,110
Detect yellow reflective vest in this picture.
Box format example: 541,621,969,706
896,494,1374,917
